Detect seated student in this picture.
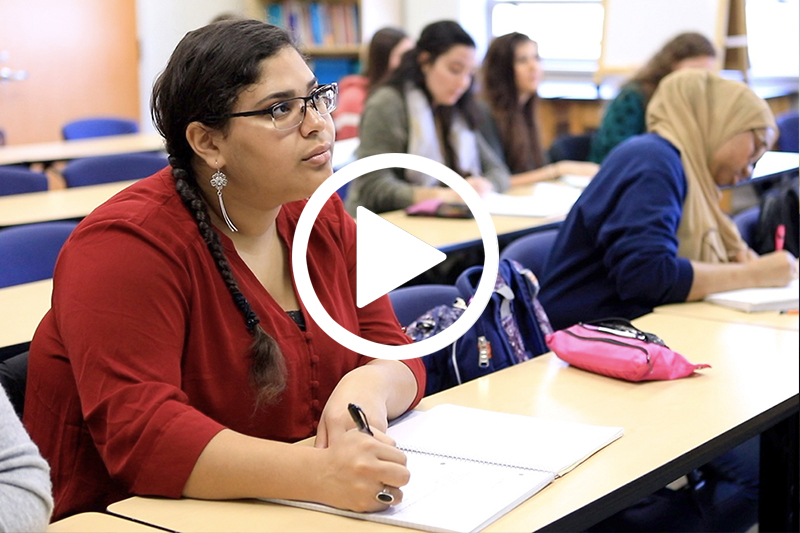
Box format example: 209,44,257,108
0,387,53,531
539,69,797,331
23,19,425,521
345,20,510,215
542,69,797,533
589,32,717,164
480,32,598,186
332,27,413,140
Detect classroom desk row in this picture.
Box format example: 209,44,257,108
96,311,798,533
0,133,165,167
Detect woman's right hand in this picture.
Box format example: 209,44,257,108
746,251,799,287
313,428,410,513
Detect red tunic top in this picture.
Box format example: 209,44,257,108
23,169,425,520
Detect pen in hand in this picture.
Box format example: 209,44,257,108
348,403,396,504
348,403,374,436
775,224,786,252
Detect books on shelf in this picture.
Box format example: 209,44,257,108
265,404,623,533
705,279,799,313
265,1,360,49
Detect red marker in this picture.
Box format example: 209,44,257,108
775,224,786,252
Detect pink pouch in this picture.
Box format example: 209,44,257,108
545,318,710,382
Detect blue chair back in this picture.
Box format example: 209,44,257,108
733,206,760,249
548,133,593,162
0,166,48,196
0,221,78,288
776,110,799,153
62,117,139,140
62,152,168,187
389,284,460,327
500,228,560,279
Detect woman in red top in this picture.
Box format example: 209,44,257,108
24,19,425,520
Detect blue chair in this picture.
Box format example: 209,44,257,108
776,109,799,153
547,133,593,162
62,152,168,187
0,166,48,196
0,221,78,288
389,284,460,327
62,117,139,140
500,228,560,279
733,205,760,249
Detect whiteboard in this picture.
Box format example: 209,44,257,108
597,0,728,80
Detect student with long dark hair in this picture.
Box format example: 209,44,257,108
24,19,425,521
589,32,717,164
333,27,413,140
345,20,510,215
481,32,598,185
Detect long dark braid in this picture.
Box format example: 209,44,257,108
151,20,296,406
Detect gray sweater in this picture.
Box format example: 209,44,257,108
0,389,53,532
345,86,510,215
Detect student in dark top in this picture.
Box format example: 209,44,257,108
540,69,797,332
480,32,598,185
588,32,717,164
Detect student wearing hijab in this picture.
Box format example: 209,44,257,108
539,69,797,331
542,68,797,533
345,20,510,215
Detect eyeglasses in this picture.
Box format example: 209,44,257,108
222,83,338,131
750,128,770,165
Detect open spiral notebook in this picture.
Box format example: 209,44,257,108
265,404,623,533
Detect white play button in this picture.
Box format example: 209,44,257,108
356,206,447,308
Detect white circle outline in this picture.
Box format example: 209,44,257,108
292,153,498,360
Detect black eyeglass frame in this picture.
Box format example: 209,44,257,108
220,83,339,129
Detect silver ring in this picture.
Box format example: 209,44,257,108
376,486,394,504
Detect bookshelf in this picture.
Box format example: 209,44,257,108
245,0,363,83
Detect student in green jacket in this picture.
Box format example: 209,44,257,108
589,32,717,164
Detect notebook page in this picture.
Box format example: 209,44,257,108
388,404,623,476
705,279,799,313
482,183,582,218
265,451,553,533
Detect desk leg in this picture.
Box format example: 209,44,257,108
759,411,799,532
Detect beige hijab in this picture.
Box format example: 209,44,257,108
646,69,776,262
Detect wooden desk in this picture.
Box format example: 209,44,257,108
47,512,162,532
0,180,136,228
382,183,570,252
107,313,798,532
0,134,164,166
0,279,52,350
655,301,799,331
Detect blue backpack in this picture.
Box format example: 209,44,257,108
405,259,553,396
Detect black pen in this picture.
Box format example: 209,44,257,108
348,403,374,436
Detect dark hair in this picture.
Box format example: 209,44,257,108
630,32,717,104
384,20,479,175
482,32,545,172
151,19,292,406
364,27,408,89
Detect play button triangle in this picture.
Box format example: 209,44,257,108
356,206,447,308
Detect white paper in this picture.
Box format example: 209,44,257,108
482,182,582,218
705,279,799,313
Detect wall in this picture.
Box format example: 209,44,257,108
136,0,247,133
403,0,490,58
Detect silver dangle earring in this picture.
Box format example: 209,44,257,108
210,165,238,233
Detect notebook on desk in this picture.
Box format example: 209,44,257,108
265,404,623,533
482,182,582,218
705,279,799,313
